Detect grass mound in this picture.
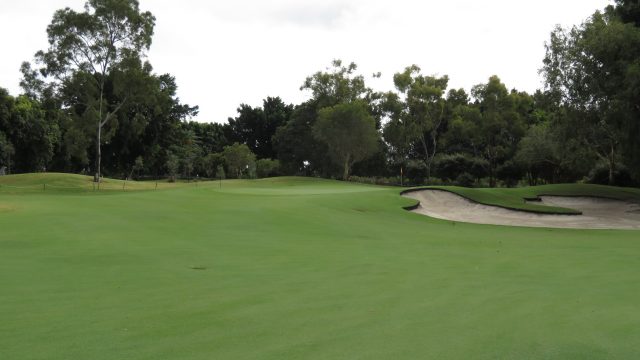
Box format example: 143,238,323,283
0,173,182,193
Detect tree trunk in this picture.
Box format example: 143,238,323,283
95,81,104,183
608,144,616,185
489,162,496,188
420,136,431,181
343,154,351,180
95,122,101,183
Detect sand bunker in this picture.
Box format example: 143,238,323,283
403,190,640,229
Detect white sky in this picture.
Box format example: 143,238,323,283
1,0,610,123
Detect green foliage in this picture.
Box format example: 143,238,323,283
314,101,379,179
30,0,156,180
222,143,256,179
542,5,640,182
301,59,371,108
0,90,59,172
165,152,179,182
273,101,330,176
454,172,476,187
215,164,225,180
131,155,144,179
434,153,487,182
587,162,638,187
202,153,225,178
226,97,293,159
0,132,15,172
2,1,638,188
256,158,280,178
468,76,526,186
383,66,449,179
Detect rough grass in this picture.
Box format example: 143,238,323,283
0,172,185,193
1,174,639,359
405,184,640,214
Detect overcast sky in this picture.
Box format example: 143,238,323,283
1,0,610,123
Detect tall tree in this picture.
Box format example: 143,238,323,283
383,65,449,180
225,97,292,159
31,0,155,181
301,60,371,108
468,76,526,187
222,143,256,179
314,101,379,179
0,88,60,172
542,8,640,183
273,100,330,175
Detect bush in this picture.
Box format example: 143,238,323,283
497,160,523,188
405,160,428,184
455,172,476,187
165,153,180,182
348,176,403,186
256,159,280,178
435,153,488,181
587,162,638,187
202,153,225,178
215,165,225,180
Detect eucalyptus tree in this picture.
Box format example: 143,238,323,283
29,0,155,181
542,4,640,183
314,101,379,179
275,60,379,176
469,76,526,187
382,65,449,180
301,59,370,108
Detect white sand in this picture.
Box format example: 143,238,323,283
403,190,640,229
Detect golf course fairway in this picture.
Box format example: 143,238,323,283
1,174,639,359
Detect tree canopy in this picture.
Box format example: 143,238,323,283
1,1,639,188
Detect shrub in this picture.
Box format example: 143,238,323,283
435,153,488,181
455,172,476,187
497,160,523,188
215,165,225,180
348,176,403,186
166,153,180,182
587,162,638,187
405,160,428,184
256,159,280,178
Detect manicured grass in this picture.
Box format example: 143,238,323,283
1,175,639,359
406,183,640,214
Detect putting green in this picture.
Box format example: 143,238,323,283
1,175,639,359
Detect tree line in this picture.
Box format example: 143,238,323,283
1,0,639,187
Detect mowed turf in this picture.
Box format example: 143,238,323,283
0,175,639,359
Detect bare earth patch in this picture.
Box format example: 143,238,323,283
403,190,640,229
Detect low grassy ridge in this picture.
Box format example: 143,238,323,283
0,172,185,193
1,174,639,359
405,183,640,214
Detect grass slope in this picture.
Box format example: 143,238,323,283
406,184,640,214
1,174,639,359
0,173,185,193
